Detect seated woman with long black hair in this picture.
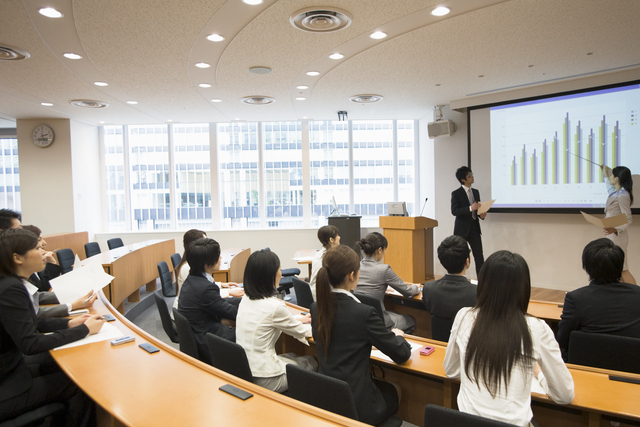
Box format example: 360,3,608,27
443,250,574,426
0,228,105,425
312,245,411,426
236,249,317,393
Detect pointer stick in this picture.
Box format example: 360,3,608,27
565,149,601,166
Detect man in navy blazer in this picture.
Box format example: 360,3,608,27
557,238,640,359
451,166,486,275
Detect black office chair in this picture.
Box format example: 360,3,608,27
56,248,75,274
154,290,179,343
354,292,385,324
171,253,181,270
0,402,65,427
430,315,454,342
84,242,101,258
172,308,201,361
264,248,300,299
424,404,517,426
205,332,253,383
157,261,176,297
292,277,314,309
107,237,124,250
568,331,640,374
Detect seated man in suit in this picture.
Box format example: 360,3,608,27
556,238,640,360
178,238,244,362
422,235,477,342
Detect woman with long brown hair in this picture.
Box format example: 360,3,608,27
311,245,411,426
443,251,574,426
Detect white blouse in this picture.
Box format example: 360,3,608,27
443,307,574,426
308,248,326,301
236,295,311,378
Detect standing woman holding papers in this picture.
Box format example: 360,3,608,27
602,165,635,285
312,245,411,426
0,228,105,426
308,225,340,301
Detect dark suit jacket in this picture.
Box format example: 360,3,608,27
177,274,240,355
311,293,411,425
30,263,62,292
0,276,88,402
422,275,477,341
556,281,640,357
451,186,481,238
37,291,69,318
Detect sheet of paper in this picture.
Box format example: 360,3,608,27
530,376,547,396
477,199,495,215
72,254,82,270
293,257,314,262
371,341,423,363
54,322,123,350
386,286,403,297
580,211,628,229
50,263,114,304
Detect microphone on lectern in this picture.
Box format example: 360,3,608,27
419,198,428,217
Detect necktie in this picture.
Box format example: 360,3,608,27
468,189,477,220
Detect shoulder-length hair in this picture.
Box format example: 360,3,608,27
0,228,39,279
243,249,280,300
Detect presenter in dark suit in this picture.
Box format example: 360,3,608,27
422,235,477,341
311,245,411,426
451,166,486,275
178,238,244,362
0,228,104,425
556,238,640,359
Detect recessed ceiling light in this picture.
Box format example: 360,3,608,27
349,94,383,104
41,102,53,107
249,66,272,74
94,81,108,86
206,34,225,42
70,99,109,108
199,83,212,88
296,97,306,101
211,98,222,103
296,85,309,90
306,71,320,76
63,53,82,59
126,101,138,105
38,7,63,18
241,96,275,105
370,31,387,39
329,53,344,60
242,0,263,4
195,62,210,68
0,45,30,61
431,6,450,16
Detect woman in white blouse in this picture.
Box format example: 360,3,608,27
308,225,340,301
443,250,574,427
236,250,317,393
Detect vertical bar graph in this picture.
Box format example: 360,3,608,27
531,149,536,185
587,130,593,183
511,157,516,185
552,133,558,184
574,121,581,184
521,146,526,185
612,121,619,168
542,139,547,185
599,116,605,182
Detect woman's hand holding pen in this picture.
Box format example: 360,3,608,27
71,290,97,310
68,314,105,335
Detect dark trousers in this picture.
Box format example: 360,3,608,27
465,222,484,276
372,379,399,426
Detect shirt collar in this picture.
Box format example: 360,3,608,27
22,279,39,296
331,288,361,303
203,272,219,289
462,184,472,191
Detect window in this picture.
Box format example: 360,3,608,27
103,126,126,232
0,138,20,211
397,120,416,215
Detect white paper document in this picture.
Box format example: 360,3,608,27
54,322,123,350
292,256,314,262
386,286,403,297
49,263,114,304
72,254,82,270
371,341,423,363
477,199,495,215
580,211,628,229
530,376,547,396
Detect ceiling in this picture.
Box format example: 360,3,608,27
1,0,639,126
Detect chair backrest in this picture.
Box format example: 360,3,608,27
205,332,253,383
84,242,101,258
0,402,66,427
157,261,176,297
170,253,181,269
228,248,250,283
107,237,124,250
56,249,75,274
154,290,179,343
172,308,200,360
353,292,385,324
292,277,314,309
286,364,359,420
430,315,454,342
568,331,640,374
424,404,517,427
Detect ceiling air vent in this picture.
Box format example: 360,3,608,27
0,45,30,61
290,7,352,33
349,94,384,104
69,99,109,108
241,96,275,105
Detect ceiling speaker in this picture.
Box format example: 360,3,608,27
427,119,456,138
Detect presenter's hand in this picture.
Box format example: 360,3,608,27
392,328,405,337
471,202,481,211
228,288,244,298
479,212,487,219
604,227,617,235
72,290,97,310
602,165,612,177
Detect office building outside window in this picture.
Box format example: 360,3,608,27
0,138,20,211
398,120,416,215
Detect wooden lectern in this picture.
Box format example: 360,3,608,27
379,216,438,283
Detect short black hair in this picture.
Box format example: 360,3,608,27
0,209,21,230
582,238,624,284
243,249,280,300
455,166,472,184
185,238,220,277
437,235,470,274
317,225,339,249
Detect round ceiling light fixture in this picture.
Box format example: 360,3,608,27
349,94,384,104
431,6,450,16
241,96,275,105
70,99,109,108
290,7,352,33
0,45,30,61
206,34,225,42
195,62,210,68
63,53,82,60
249,66,272,74
370,31,387,39
38,7,63,18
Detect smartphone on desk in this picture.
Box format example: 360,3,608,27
420,346,435,356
